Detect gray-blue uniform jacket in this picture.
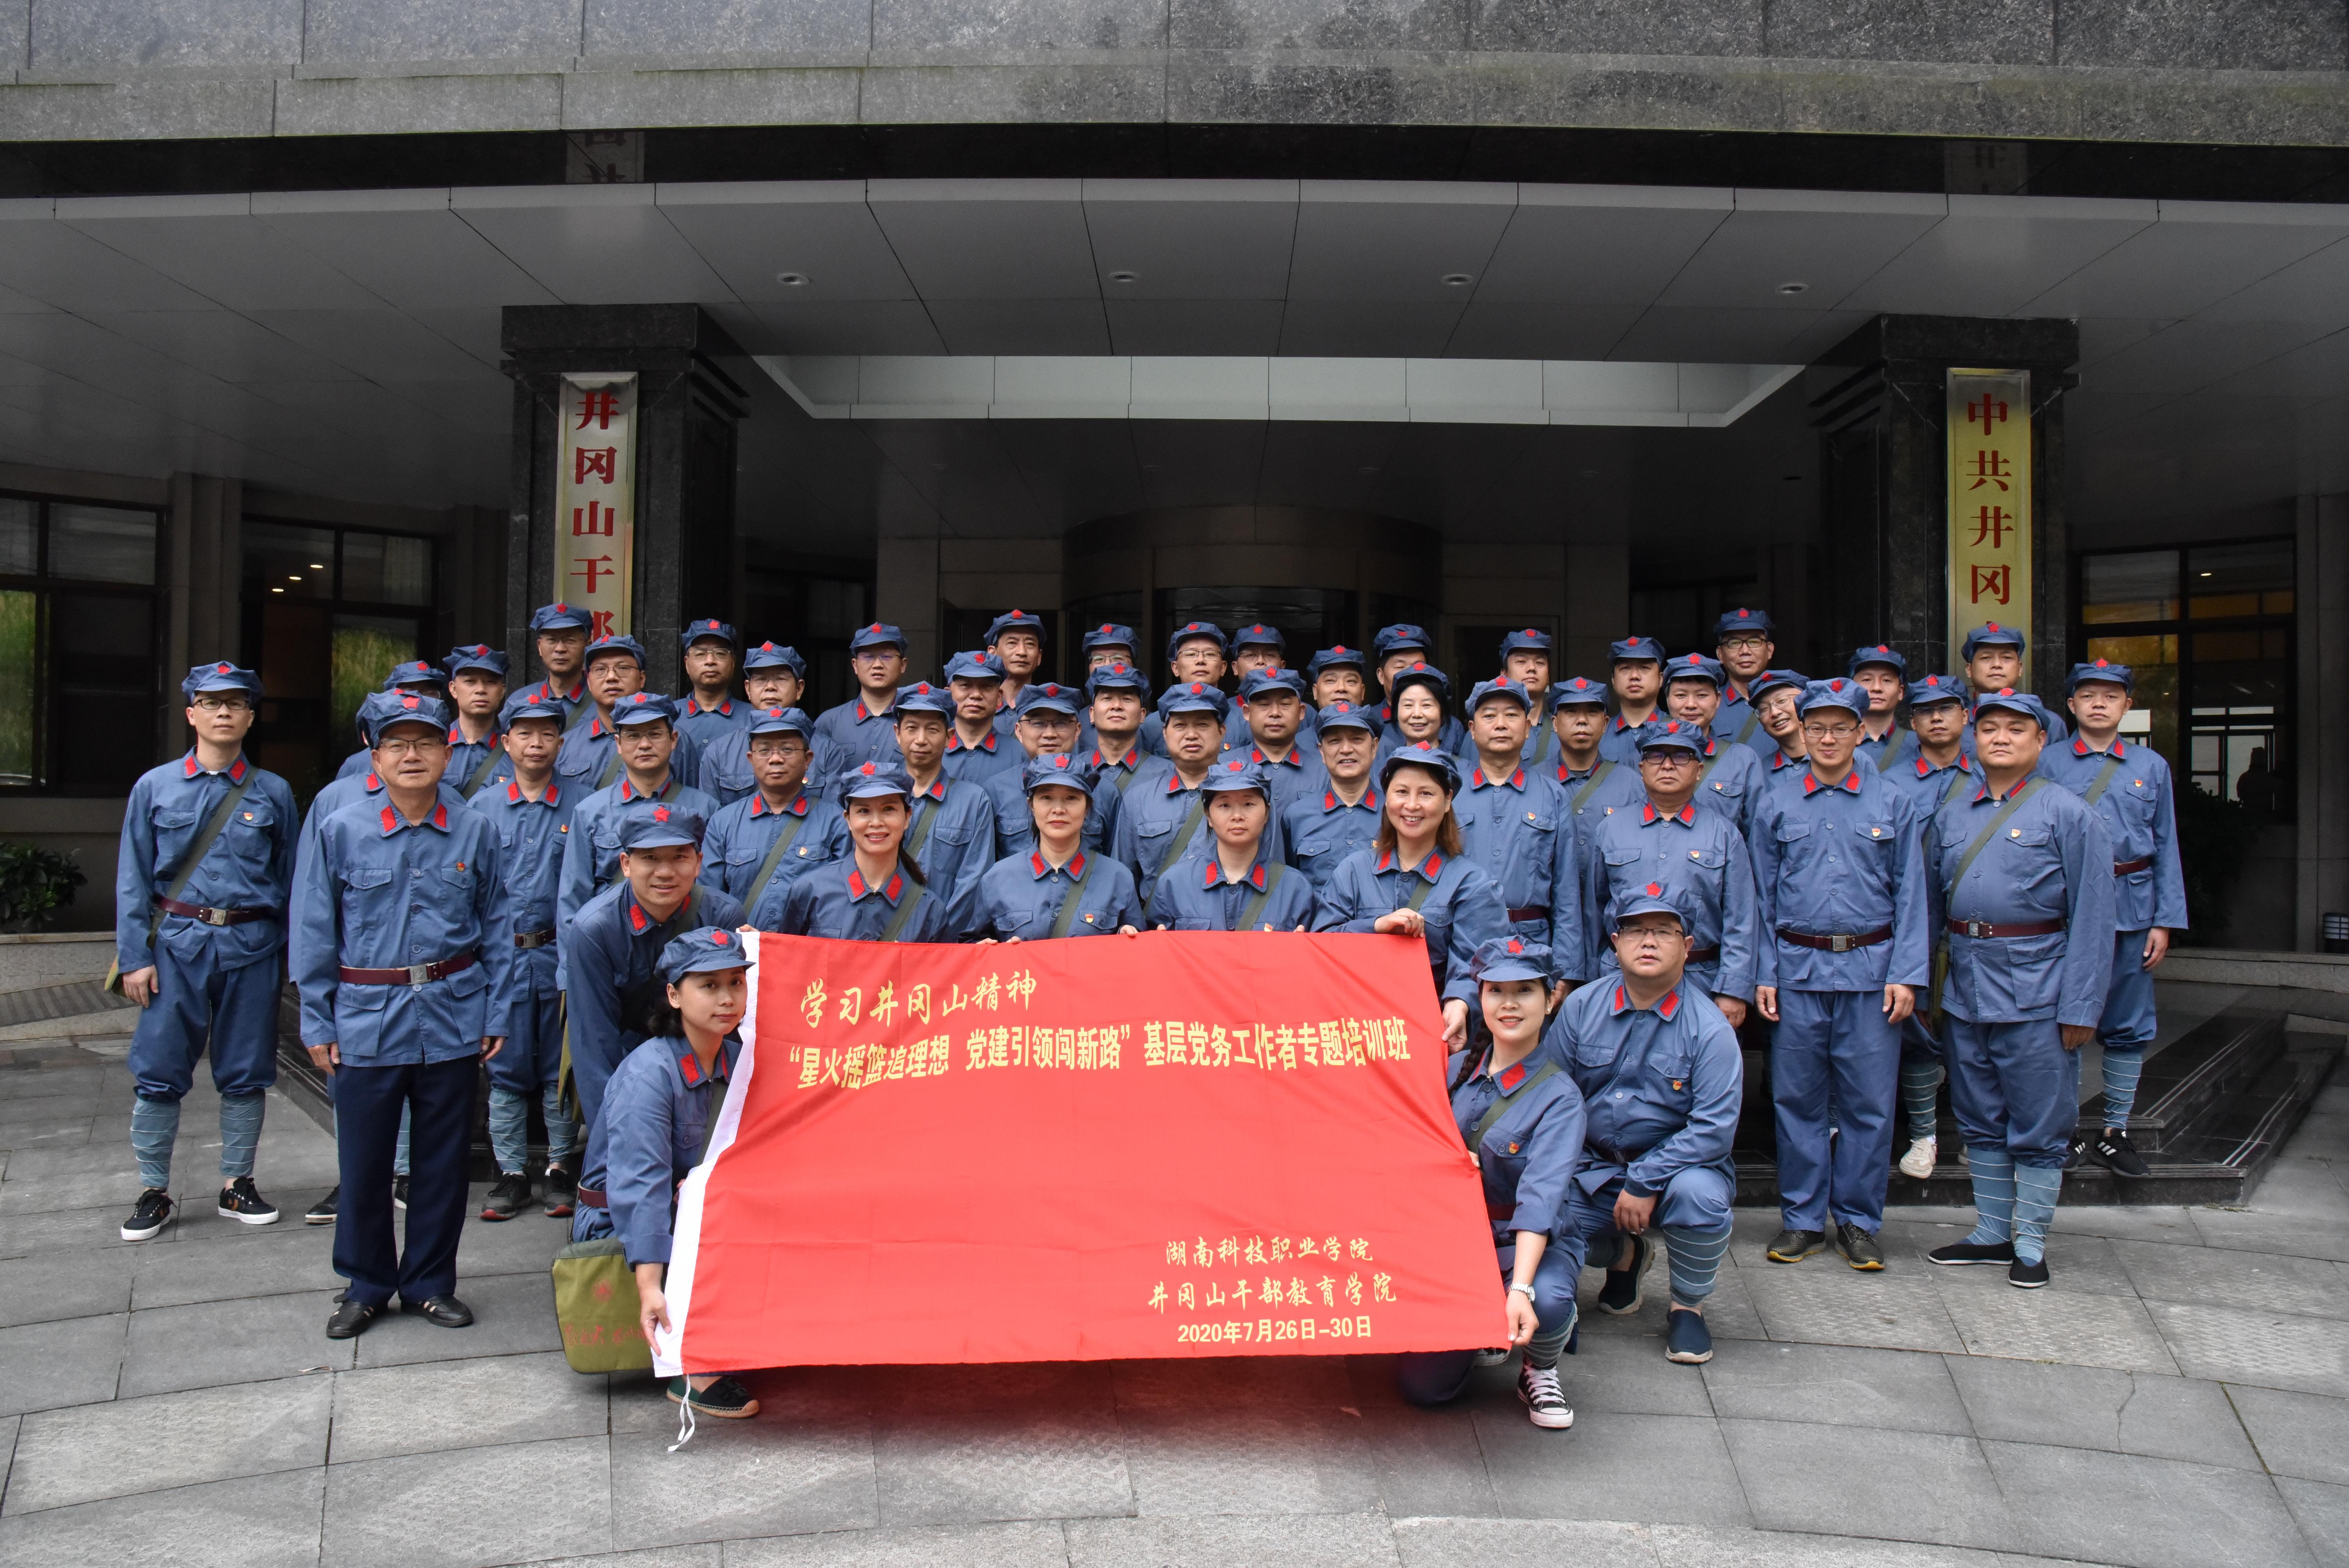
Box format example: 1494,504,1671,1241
576,1033,735,1267
444,719,509,799
838,774,997,925
675,695,749,754
1542,978,1741,1201
772,858,961,943
1454,759,1576,955
1597,712,1664,766
563,880,745,1127
1112,771,1220,906
985,761,1121,862
289,796,516,1064
464,776,576,1001
942,726,1022,790
2036,736,2188,934
1582,798,1760,1000
811,695,904,775
698,784,836,928
1280,782,1383,893
556,775,720,944
1217,741,1329,821
117,752,297,975
1148,845,1318,931
1719,688,1766,752
1930,778,2117,1026
1749,766,1931,993
1311,847,1509,1008
298,766,467,875
962,848,1145,939
690,710,756,806
1442,1048,1587,1258
1688,735,1767,838
555,711,706,795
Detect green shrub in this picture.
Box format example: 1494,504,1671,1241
0,841,85,929
2173,782,2260,944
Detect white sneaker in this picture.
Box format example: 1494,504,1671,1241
1516,1360,1573,1429
1898,1135,1938,1179
1472,1347,1513,1367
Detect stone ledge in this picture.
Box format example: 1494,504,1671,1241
2165,948,2349,993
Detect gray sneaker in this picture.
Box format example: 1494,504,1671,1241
1834,1222,1884,1270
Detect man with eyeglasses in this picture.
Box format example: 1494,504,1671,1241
1713,608,1775,748
115,664,299,1242
1750,679,1930,1273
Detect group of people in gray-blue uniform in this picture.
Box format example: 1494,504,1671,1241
110,599,2182,1430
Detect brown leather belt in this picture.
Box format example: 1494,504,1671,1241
1946,918,2064,939
1485,1201,1516,1221
1685,945,1720,964
577,1186,607,1208
337,952,478,986
1504,907,1547,925
2113,856,2153,875
514,928,558,950
1778,925,1893,953
155,895,275,927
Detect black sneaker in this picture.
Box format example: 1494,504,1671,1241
215,1176,280,1227
666,1375,759,1418
1834,1222,1884,1270
1596,1233,1652,1315
542,1166,576,1219
303,1186,339,1225
1515,1360,1573,1429
2063,1134,2090,1171
2089,1127,2151,1178
1766,1228,1826,1264
480,1172,530,1222
2009,1255,2051,1289
119,1187,174,1241
392,1176,408,1211
1927,1239,2015,1266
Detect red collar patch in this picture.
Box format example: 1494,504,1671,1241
848,868,869,899
629,900,649,932
1498,1061,1526,1091
378,805,397,834
677,1050,702,1087
1658,991,1681,1019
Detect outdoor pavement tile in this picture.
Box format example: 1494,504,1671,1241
1945,1358,2259,1468
1474,1409,1750,1527
328,1348,608,1464
2145,1299,2349,1397
610,1391,879,1549
4,1374,329,1514
529,1550,718,1568
0,1242,134,1327
0,1140,156,1180
1648,1523,2058,1565
1111,1352,1354,1409
446,1196,576,1277
1066,1511,1401,1567
2247,1161,2349,1221
0,1164,150,1215
870,1361,1132,1526
119,1288,349,1398
2189,1210,2349,1265
2225,1384,2349,1484
1342,1355,1501,1518
0,1465,323,1568
0,1202,181,1258
0,1414,18,1509
1117,1396,1381,1517
729,1520,1072,1566
1391,1516,1661,1568
1554,1329,1718,1416
1939,1281,2181,1373
0,1112,94,1149
1573,1261,1765,1345
1701,1340,1971,1434
2275,1477,2349,1568
129,1221,337,1309
349,1268,560,1367
1740,1264,1965,1352
1981,1438,2316,1568
2112,1237,2349,1317
0,1311,124,1416
1721,1418,2013,1551
326,1433,611,1568
2047,1205,2210,1245
0,1066,106,1101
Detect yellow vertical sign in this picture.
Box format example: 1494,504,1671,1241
553,372,637,639
1946,369,2032,679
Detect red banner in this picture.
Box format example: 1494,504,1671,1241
660,930,1506,1374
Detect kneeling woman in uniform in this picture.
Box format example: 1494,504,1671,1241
1398,938,1586,1429
1312,743,1508,1048
964,754,1143,940
573,928,758,1420
770,762,959,942
1146,760,1317,931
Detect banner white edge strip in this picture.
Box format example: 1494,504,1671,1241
654,930,761,1377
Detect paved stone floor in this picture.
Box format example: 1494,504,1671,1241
1,1023,2345,1568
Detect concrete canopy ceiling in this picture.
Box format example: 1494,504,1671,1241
0,178,2340,550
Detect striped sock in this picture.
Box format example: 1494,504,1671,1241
2012,1164,2062,1264
1662,1224,1731,1308
2101,1048,2146,1130
1965,1147,2016,1246
217,1092,265,1181
130,1095,180,1190
1524,1303,1577,1371
1900,1058,1943,1143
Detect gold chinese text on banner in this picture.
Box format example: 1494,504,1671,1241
1946,369,2032,679
553,373,637,639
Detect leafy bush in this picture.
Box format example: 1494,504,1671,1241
0,841,84,929
2173,783,2260,944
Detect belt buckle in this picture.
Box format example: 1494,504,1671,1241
201,906,229,927
406,962,431,989
1964,919,1989,939
1829,933,1853,953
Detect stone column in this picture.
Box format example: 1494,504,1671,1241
2297,492,2349,951
1813,315,2078,699
501,306,745,695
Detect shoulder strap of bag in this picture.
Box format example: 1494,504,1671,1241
902,793,943,862
460,737,506,798
1939,765,1975,808
1169,789,1211,865
741,808,811,912
1235,861,1288,932
596,747,624,792
156,770,258,926
1570,761,1616,814
1732,707,1760,745
878,870,929,943
1948,778,2043,903
2081,752,2127,806
1048,852,1100,939
1696,745,1729,787
1404,862,1442,914
1468,1059,1564,1151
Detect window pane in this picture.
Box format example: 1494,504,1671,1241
50,591,153,788
0,590,34,783
243,519,335,602
2187,539,2292,619
341,531,432,606
48,504,155,585
2081,549,2177,624
0,499,36,577
332,615,420,754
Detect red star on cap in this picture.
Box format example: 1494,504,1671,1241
1643,882,1663,896
1737,607,1749,615
760,641,774,651
706,620,720,630
1100,623,1113,633
1506,938,1522,953
1830,678,1845,691
712,928,730,945
555,603,568,612
860,761,877,775
1876,644,1890,653
1011,608,1023,616
1986,620,2001,631
1998,687,2015,696
2094,658,2110,667
401,695,419,709
652,805,670,822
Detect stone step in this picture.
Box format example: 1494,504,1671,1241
2106,1006,2287,1155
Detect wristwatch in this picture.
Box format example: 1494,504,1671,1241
1507,1282,1535,1297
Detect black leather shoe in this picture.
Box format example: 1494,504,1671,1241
326,1298,380,1338
403,1294,474,1327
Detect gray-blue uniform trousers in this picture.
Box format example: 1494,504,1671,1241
1281,783,1383,895
2035,736,2187,1123
572,1033,735,1267
1581,800,1760,1006
1543,978,1741,1309
1750,767,1932,1232
117,752,297,1189
563,880,747,1133
1456,761,1579,957
1147,845,1319,930
1930,779,2116,1171
465,775,579,1174
962,848,1146,939
291,797,515,1309
556,775,720,964
699,786,836,927
1312,849,1509,1010
1397,1052,1588,1406
772,857,963,943
1881,751,1984,1138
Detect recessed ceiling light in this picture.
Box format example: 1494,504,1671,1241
271,586,284,593
1108,270,1140,284
775,271,809,287
2200,570,2214,577
1777,281,1808,295
288,574,301,582
308,562,325,569
1441,273,1473,287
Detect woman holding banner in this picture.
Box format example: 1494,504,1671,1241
962,753,1144,940
1311,742,1508,1047
1397,937,1586,1429
770,762,959,943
